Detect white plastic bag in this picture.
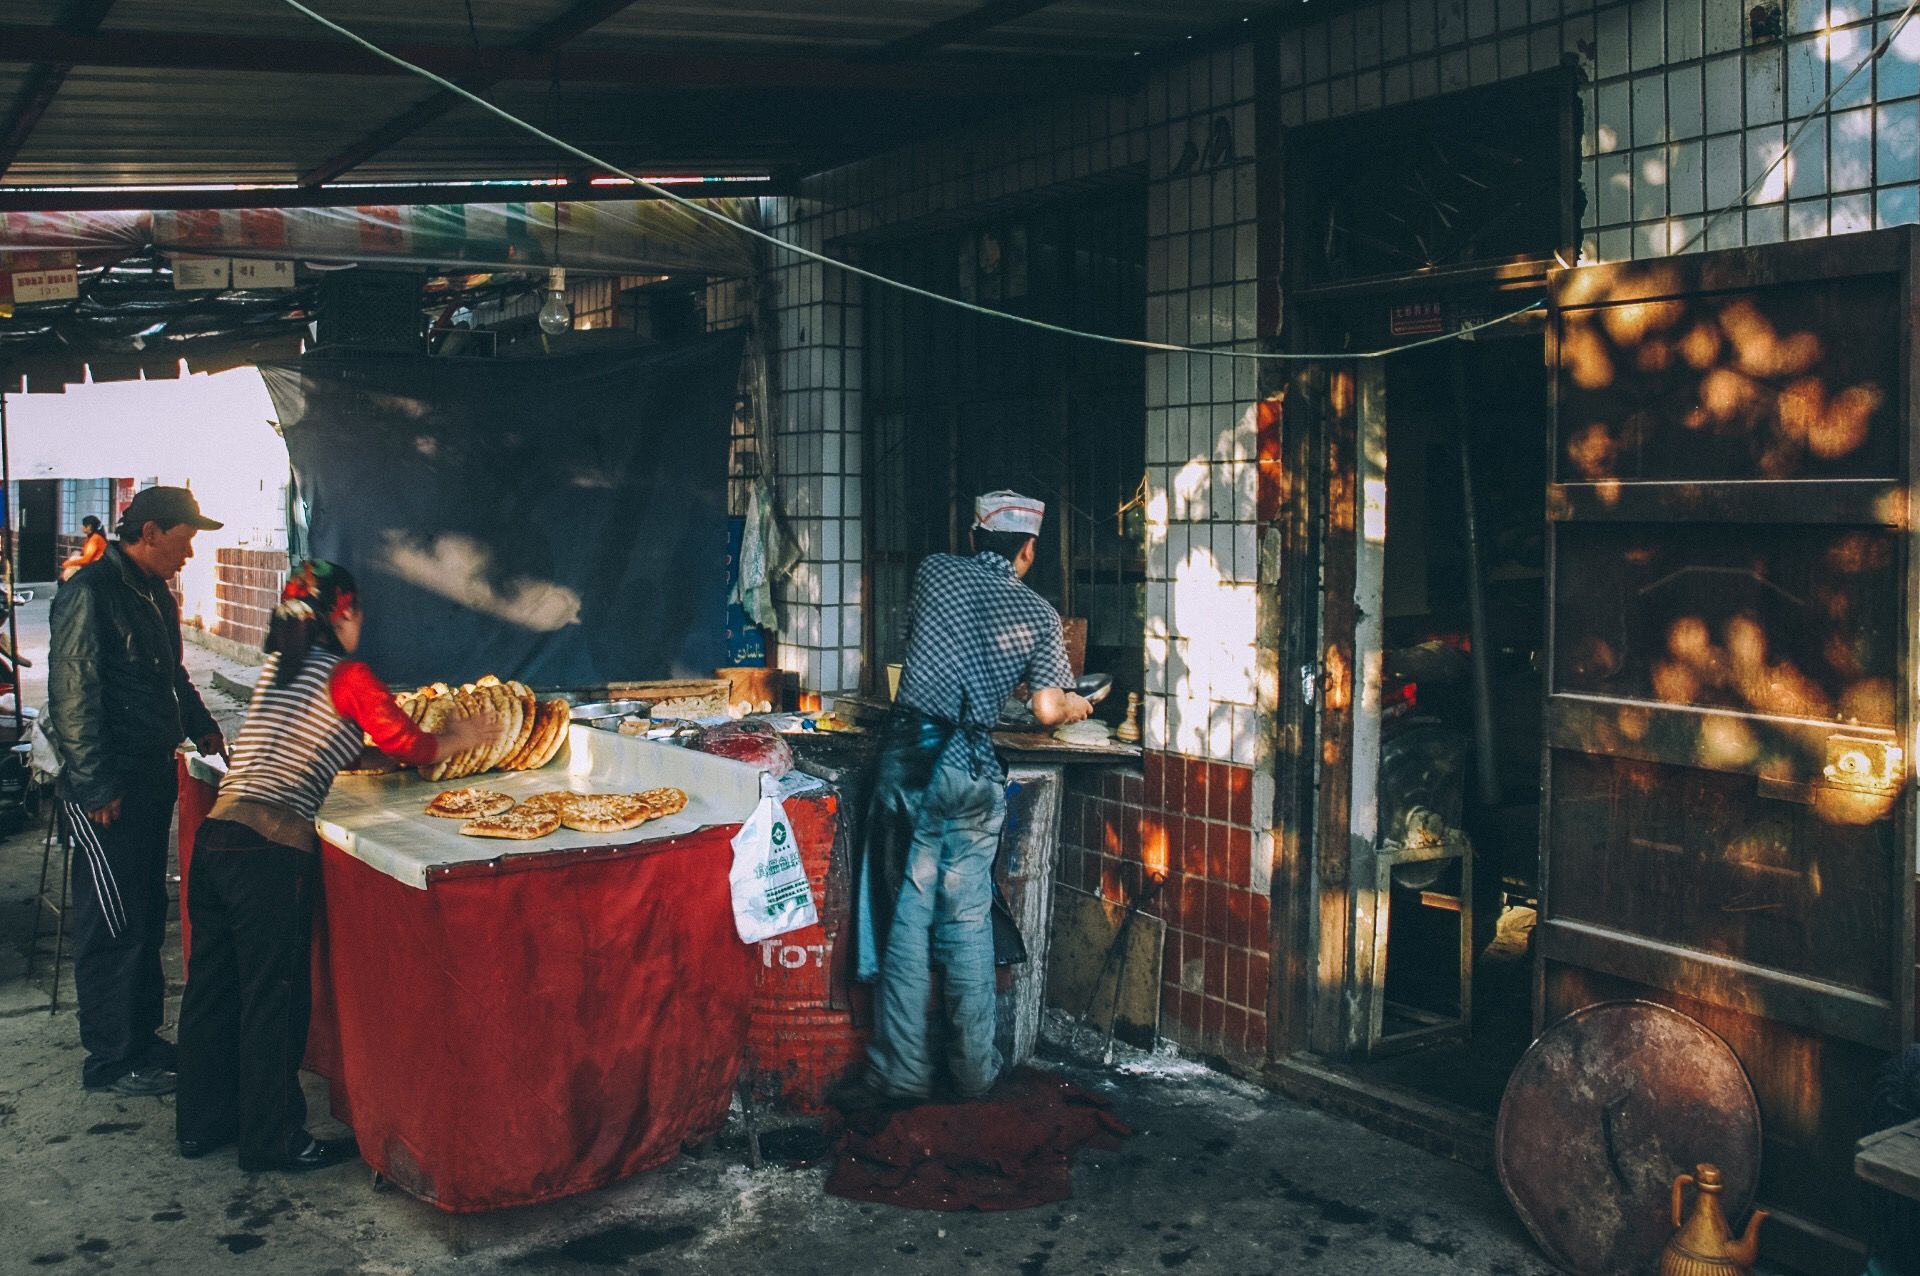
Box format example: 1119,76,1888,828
728,793,818,943
30,711,60,780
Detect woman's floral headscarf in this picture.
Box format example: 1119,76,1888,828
276,559,358,626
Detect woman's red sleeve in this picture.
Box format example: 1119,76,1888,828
329,660,439,767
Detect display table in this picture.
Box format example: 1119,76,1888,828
176,729,817,1214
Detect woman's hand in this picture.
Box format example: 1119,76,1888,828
434,707,501,763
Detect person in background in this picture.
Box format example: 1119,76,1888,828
175,561,496,1172
48,486,226,1098
59,515,107,582
836,490,1092,1110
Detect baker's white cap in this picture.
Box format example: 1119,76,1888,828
974,489,1045,536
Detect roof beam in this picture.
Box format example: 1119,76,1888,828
0,0,119,180
0,177,783,213
858,0,1064,63
296,0,646,188
0,24,1114,97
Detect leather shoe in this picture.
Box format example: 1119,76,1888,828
824,1072,923,1112
176,1135,233,1160
273,1132,358,1173
85,1067,177,1097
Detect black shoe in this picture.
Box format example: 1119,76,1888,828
85,1067,177,1097
241,1132,358,1174
824,1073,923,1113
177,1135,234,1160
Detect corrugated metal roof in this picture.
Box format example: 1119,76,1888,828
0,0,1294,198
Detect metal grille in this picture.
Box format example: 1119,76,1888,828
863,192,1147,697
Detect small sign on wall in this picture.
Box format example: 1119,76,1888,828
11,267,78,303
231,258,295,289
1388,301,1445,336
171,255,231,290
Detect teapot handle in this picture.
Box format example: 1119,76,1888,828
1671,1173,1696,1228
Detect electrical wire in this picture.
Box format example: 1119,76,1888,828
274,0,1539,361
1676,0,1920,255
275,0,1913,360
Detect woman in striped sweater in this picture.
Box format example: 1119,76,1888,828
174,560,495,1173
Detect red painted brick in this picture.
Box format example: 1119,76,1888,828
1226,888,1252,950
1205,937,1228,999
1202,994,1226,1041
1206,881,1228,939
1226,945,1250,1007
1184,758,1208,817
1179,818,1207,878
1207,821,1230,881
1244,1008,1269,1057
1223,1005,1249,1054
1228,826,1252,887
1250,950,1272,1009
1227,766,1253,826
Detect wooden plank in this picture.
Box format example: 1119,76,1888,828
991,731,1143,761
995,764,1063,1069
1266,368,1321,1058
1551,229,1909,309
1310,364,1361,1057
1855,1118,1920,1200
1347,359,1389,1056
1046,883,1166,1047
1548,479,1905,526
1538,917,1897,1046
1544,694,1898,786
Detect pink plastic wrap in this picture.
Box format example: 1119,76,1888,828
688,721,793,778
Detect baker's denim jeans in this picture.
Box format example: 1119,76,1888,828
866,760,1006,1099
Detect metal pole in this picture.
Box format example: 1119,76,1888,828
0,380,21,736
1451,351,1501,810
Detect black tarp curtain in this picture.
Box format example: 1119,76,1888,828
260,331,744,690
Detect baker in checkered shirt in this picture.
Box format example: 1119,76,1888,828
836,490,1092,1111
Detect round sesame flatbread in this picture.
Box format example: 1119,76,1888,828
425,787,515,819
459,807,562,840
514,790,578,815
635,786,688,818
498,682,539,769
558,793,651,833
515,699,569,771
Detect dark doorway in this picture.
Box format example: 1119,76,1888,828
17,480,57,583
861,191,1148,702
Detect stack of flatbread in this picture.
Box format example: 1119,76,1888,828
392,676,571,783
425,786,689,841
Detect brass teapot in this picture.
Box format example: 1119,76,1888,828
1660,1164,1767,1276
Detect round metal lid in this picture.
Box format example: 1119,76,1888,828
1494,999,1761,1276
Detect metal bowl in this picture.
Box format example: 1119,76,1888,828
569,699,647,730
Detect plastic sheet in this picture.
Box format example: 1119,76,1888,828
1,199,756,277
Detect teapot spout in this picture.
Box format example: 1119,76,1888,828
1727,1210,1769,1267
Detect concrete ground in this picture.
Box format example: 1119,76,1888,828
0,590,1560,1275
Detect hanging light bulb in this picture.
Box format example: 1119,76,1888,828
537,266,571,335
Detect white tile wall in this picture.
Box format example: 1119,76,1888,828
706,0,1920,753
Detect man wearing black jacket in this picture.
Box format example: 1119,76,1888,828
49,486,226,1097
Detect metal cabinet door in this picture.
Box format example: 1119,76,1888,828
1540,228,1918,1261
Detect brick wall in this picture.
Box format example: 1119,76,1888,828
1060,753,1271,1070
210,547,289,649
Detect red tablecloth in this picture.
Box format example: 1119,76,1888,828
178,761,766,1213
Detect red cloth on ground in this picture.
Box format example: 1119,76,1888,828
823,1069,1131,1211
327,659,436,766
